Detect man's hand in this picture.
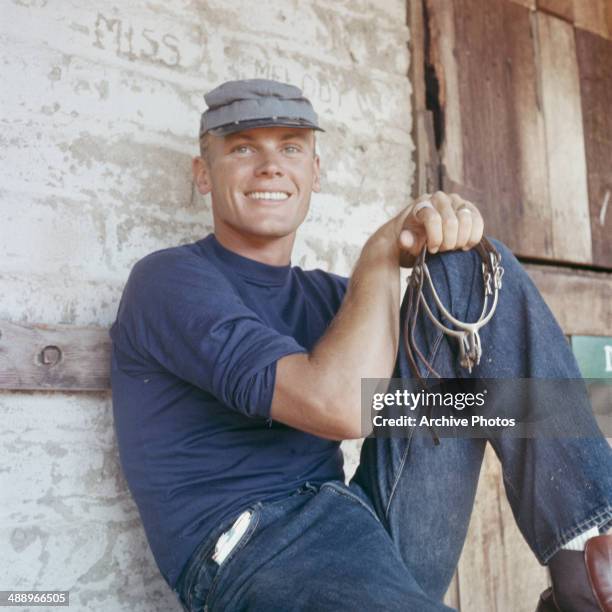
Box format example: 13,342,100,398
270,191,485,440
384,191,485,268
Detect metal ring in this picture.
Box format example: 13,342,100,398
412,200,435,216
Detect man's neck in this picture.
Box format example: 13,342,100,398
213,227,295,266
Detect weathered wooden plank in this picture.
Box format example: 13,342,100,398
536,12,592,264
573,0,610,39
525,264,612,336
413,110,441,196
538,0,612,38
503,3,553,257
0,266,610,390
409,0,439,196
537,0,574,21
456,445,548,612
447,0,520,246
435,0,553,258
509,0,536,9
575,29,612,267
425,0,464,186
409,0,427,113
0,320,110,391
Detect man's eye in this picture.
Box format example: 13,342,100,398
233,145,252,154
284,145,301,154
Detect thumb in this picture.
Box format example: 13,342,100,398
399,229,415,250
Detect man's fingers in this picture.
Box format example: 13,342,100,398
401,191,484,257
449,193,473,249
467,211,484,249
458,200,484,249
430,191,458,252
412,199,443,253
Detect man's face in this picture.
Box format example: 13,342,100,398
193,126,321,242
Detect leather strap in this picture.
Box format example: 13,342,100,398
402,238,504,445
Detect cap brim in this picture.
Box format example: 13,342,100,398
206,117,325,137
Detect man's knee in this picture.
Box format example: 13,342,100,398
423,237,518,322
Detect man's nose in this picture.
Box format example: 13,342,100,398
255,151,284,177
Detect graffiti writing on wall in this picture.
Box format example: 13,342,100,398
93,13,181,68
245,60,342,108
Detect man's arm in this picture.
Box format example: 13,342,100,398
270,191,484,440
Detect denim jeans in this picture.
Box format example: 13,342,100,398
174,239,612,611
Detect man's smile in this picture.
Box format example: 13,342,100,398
244,191,292,201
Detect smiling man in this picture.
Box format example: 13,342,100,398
193,125,320,263
110,79,612,612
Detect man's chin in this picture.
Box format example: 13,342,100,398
223,225,293,243
248,229,297,241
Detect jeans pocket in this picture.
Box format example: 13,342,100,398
205,506,261,609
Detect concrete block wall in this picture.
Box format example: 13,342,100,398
1,1,414,609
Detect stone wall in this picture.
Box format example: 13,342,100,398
1,1,414,609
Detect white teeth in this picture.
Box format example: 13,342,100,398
246,191,289,201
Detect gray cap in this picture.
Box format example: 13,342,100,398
199,78,324,137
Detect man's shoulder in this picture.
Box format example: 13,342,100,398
132,239,201,272
130,237,227,285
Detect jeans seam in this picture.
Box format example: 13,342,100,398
384,437,412,523
385,330,445,521
541,503,612,563
205,508,261,610
321,483,381,523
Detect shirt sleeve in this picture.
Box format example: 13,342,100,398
111,249,307,419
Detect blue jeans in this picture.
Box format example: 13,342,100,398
175,239,612,611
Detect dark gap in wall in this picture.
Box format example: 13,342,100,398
422,0,444,154
517,254,612,275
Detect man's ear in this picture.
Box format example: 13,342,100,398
192,156,212,195
312,155,321,193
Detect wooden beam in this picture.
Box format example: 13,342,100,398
509,0,536,9
0,320,110,391
538,0,612,39
0,264,609,391
573,0,610,39
524,264,612,336
537,0,574,22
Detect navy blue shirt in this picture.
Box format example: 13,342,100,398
109,234,348,587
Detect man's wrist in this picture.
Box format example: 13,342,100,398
362,226,402,267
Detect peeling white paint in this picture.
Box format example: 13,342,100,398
1,1,414,609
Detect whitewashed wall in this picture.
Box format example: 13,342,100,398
0,1,415,610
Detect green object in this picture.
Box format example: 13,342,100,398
571,336,612,379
